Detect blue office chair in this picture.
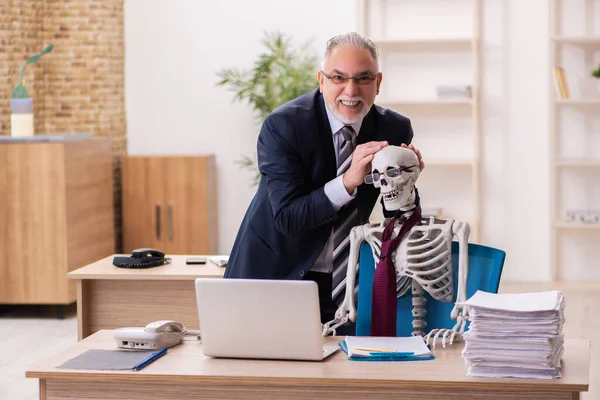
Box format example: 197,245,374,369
355,241,506,337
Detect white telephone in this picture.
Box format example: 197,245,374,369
113,320,200,350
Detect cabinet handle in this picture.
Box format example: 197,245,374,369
155,204,161,240
167,204,174,240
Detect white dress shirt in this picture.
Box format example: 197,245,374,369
310,106,364,273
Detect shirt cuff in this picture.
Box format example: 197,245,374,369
324,175,357,211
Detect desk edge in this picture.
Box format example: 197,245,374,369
24,370,589,392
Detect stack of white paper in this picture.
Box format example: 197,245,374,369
460,290,565,379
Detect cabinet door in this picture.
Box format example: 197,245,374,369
0,144,68,303
162,156,217,254
122,157,166,253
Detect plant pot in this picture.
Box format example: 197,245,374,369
10,98,34,137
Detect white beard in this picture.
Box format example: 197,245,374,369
326,101,372,125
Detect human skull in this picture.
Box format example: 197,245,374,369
369,146,421,211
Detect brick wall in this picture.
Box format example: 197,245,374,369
0,0,126,251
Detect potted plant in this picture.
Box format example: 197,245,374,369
216,32,318,185
10,44,53,137
592,64,600,79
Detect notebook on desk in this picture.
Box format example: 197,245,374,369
339,336,434,361
194,278,339,361
57,348,167,371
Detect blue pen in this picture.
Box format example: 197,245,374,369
368,351,415,357
133,348,168,371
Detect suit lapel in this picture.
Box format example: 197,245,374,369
357,107,377,145
316,93,337,180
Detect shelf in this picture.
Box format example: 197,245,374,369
375,38,473,52
359,0,482,243
555,99,600,105
551,36,600,46
379,99,472,107
554,221,600,229
425,159,474,167
377,99,468,107
555,160,600,167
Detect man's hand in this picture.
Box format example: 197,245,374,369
401,143,425,170
342,141,388,194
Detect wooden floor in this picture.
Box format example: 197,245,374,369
0,282,598,400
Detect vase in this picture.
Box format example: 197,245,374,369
10,98,34,137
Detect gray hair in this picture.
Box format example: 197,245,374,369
322,32,379,70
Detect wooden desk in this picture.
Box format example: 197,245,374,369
67,255,225,340
26,330,589,400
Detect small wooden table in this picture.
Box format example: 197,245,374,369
67,255,225,340
26,330,589,400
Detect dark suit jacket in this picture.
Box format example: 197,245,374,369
224,89,415,280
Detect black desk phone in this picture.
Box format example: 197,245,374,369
113,248,171,269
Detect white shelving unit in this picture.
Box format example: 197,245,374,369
358,0,483,242
548,0,600,281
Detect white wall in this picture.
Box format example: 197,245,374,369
124,0,356,260
125,0,554,281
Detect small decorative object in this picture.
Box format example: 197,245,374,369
10,44,54,137
436,85,472,99
565,210,600,224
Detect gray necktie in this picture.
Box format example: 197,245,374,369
336,126,356,176
332,126,360,306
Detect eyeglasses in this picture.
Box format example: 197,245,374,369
364,166,419,184
321,70,379,85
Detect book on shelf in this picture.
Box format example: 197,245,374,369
553,67,570,99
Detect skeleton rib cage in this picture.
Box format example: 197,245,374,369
324,216,470,347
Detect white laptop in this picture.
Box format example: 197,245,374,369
194,278,339,361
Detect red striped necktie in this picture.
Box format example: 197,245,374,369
370,206,422,337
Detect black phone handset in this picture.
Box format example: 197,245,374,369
131,248,165,258
113,248,171,269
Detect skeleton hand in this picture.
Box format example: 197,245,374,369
322,307,350,337
425,304,469,348
400,143,425,170
424,327,462,349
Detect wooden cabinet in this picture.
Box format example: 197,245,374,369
122,156,217,254
0,138,115,305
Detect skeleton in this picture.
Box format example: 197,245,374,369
323,146,470,348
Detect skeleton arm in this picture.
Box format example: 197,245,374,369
322,225,365,336
424,220,471,348
451,221,470,320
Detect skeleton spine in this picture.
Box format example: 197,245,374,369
411,280,427,337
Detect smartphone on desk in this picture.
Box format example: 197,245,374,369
186,257,207,265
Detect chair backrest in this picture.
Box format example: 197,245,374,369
355,241,506,337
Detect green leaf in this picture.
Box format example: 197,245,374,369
26,54,41,64
41,44,54,55
12,84,29,99
18,44,54,86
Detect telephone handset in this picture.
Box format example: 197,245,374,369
131,248,165,258
113,248,171,269
113,320,201,350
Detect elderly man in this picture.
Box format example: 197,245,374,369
224,32,424,328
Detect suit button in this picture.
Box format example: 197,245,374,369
299,270,305,277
